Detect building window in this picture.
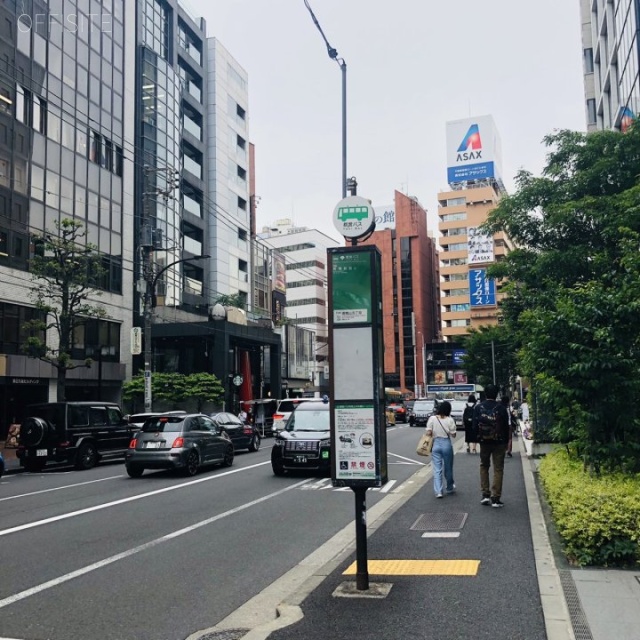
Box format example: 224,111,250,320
239,259,248,272
237,165,246,181
238,228,247,241
587,98,597,124
236,103,246,120
584,48,594,74
237,134,246,150
238,196,247,211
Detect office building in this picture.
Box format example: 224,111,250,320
438,115,511,341
259,219,340,393
358,191,441,395
0,0,135,431
580,0,639,131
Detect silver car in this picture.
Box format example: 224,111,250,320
125,414,234,478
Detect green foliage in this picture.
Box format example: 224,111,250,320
461,324,517,391
122,371,224,412
482,124,640,472
185,372,224,411
215,294,245,310
24,218,107,401
539,449,640,567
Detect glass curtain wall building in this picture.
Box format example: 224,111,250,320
0,0,135,423
134,0,207,322
580,0,640,131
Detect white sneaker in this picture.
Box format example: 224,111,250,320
480,497,491,505
436,493,443,499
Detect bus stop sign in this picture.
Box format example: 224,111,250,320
333,196,375,239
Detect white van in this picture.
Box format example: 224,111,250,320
272,398,320,433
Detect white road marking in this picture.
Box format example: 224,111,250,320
388,451,425,465
0,461,272,538
0,476,123,502
0,477,310,611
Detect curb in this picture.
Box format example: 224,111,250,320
520,444,576,640
187,455,437,640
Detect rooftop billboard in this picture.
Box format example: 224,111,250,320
446,115,502,185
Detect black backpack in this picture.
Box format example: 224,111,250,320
463,406,474,430
476,401,503,441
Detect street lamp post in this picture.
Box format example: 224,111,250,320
143,255,210,411
303,0,347,198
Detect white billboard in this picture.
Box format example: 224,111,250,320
373,205,396,231
467,227,494,264
446,115,502,185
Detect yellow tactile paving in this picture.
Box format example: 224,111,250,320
342,559,480,576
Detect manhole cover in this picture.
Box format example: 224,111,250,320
410,512,468,531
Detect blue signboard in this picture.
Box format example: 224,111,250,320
452,350,466,365
447,161,495,184
469,268,496,307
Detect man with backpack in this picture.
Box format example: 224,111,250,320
471,384,510,508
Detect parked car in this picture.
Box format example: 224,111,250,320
271,399,330,476
126,411,187,431
210,412,261,452
17,402,133,472
125,413,234,478
409,399,435,427
386,402,408,423
450,400,467,429
272,397,320,433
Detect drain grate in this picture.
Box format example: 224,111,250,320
410,512,468,531
559,570,594,640
194,630,249,640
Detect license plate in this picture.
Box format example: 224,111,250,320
36,449,47,457
294,455,307,463
145,441,162,449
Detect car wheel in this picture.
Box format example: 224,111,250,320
75,442,99,470
248,435,260,452
126,464,144,478
183,449,200,477
23,458,46,473
272,457,285,476
20,417,49,447
222,445,234,467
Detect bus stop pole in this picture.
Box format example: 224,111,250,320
353,486,369,590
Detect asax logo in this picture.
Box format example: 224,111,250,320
456,124,482,161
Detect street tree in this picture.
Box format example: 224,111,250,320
23,218,107,402
185,372,224,412
215,293,245,310
462,325,517,393
482,125,640,473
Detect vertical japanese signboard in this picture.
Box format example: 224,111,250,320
328,246,387,488
469,268,496,306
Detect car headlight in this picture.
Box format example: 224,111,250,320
320,438,331,446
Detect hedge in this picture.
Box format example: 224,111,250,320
539,448,640,567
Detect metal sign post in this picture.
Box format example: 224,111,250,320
328,244,387,591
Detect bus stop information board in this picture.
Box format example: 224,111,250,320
335,404,376,480
331,252,372,324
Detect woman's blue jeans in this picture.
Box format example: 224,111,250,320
431,437,454,495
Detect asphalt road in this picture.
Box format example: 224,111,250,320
0,423,427,640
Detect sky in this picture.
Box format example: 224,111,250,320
189,0,586,241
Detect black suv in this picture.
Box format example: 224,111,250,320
17,402,133,472
271,399,330,476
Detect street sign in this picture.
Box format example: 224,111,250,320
333,196,375,239
131,327,142,355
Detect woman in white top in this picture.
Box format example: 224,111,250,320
426,400,457,498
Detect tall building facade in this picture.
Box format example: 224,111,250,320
580,0,640,132
358,192,441,395
259,219,340,392
0,0,135,431
206,38,252,309
438,115,510,341
134,0,208,323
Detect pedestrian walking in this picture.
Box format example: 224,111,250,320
426,400,456,499
463,394,478,454
502,395,513,457
471,384,510,508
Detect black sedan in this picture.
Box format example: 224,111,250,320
125,414,234,478
271,400,330,476
210,412,261,452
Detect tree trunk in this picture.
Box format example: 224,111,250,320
57,367,66,402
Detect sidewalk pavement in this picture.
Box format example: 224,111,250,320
192,436,640,640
